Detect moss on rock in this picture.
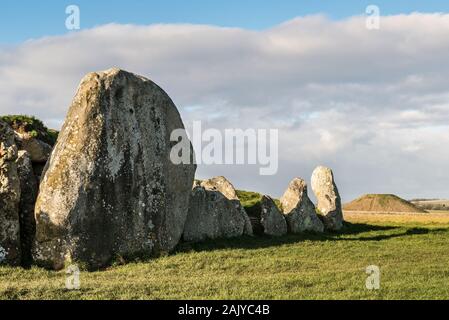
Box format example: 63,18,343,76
0,115,59,146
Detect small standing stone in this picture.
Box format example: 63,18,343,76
200,176,253,236
280,178,324,233
311,166,344,231
183,176,253,242
15,132,52,164
259,195,287,236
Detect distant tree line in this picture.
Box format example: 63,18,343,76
413,203,448,211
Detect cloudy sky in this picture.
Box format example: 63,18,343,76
1,1,449,201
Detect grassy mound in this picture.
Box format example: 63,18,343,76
344,194,426,213
236,190,281,215
0,115,58,146
236,190,263,208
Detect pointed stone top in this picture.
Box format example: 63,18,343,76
98,68,148,80
311,165,343,231
200,176,239,200
280,177,308,214
287,177,307,190
78,68,152,89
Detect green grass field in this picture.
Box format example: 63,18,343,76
1,213,449,300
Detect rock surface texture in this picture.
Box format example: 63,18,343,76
201,176,253,236
280,178,324,233
311,166,344,231
33,68,196,270
183,177,252,242
16,151,38,266
0,120,21,265
258,195,287,236
200,176,239,200
15,132,52,164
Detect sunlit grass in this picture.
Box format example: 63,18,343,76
1,213,449,300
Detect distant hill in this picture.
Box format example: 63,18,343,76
344,194,426,213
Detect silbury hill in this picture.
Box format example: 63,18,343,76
343,194,426,213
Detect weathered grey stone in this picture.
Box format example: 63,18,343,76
280,178,324,233
311,166,344,231
183,186,251,242
241,207,254,236
15,132,52,164
259,195,287,236
33,68,196,270
0,120,21,265
200,176,252,236
200,176,239,200
16,151,38,267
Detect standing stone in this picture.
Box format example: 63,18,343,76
15,132,53,164
33,68,196,270
280,178,324,233
200,176,239,200
183,186,243,241
183,177,252,242
200,176,253,236
311,166,344,231
16,151,38,267
259,196,287,236
0,120,21,265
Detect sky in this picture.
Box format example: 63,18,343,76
3,0,449,43
1,1,449,201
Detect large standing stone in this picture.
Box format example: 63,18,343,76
258,195,287,236
33,68,196,270
1,115,58,180
16,151,38,267
0,120,21,265
183,177,252,242
311,166,344,231
280,178,324,233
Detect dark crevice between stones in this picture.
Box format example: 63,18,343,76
16,158,39,268
19,212,36,269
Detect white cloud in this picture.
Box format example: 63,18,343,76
1,14,449,201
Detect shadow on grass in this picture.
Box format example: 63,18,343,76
336,226,447,242
22,224,447,272
175,222,448,253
